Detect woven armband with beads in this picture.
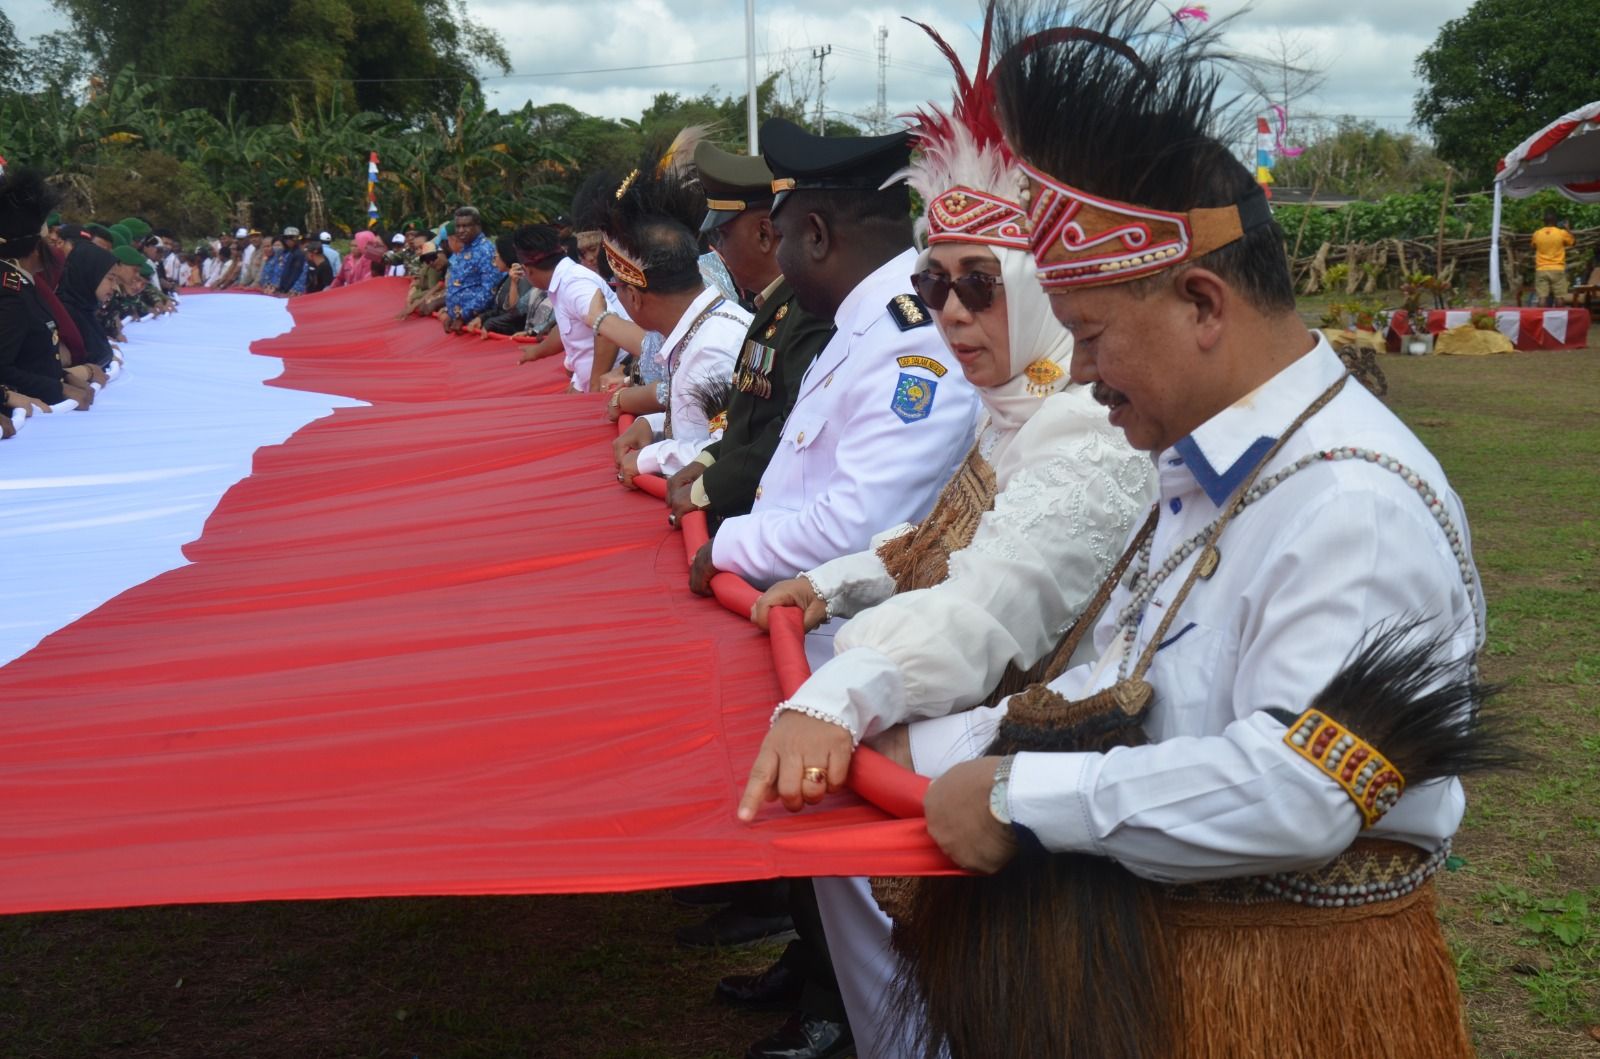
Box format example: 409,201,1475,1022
1284,709,1406,828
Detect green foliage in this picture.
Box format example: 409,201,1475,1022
76,147,229,234
1277,189,1600,250
1399,272,1452,312
1274,118,1449,199
0,66,799,241
0,10,23,94
1414,0,1600,186
1479,884,1600,1027
50,0,511,126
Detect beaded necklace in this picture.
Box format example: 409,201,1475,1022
1113,439,1483,684
661,295,741,438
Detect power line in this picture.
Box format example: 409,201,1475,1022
114,47,825,85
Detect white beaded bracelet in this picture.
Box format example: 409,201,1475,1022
797,572,835,621
770,702,860,744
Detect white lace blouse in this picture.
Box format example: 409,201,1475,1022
785,384,1155,743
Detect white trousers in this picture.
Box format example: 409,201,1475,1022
814,875,920,1059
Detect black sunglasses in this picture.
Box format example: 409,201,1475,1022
910,269,1004,313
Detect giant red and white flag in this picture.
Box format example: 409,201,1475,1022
0,280,951,916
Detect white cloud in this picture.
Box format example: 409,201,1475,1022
9,0,1469,132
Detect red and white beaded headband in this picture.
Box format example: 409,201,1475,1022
603,235,648,289
1021,160,1272,292
926,184,1029,250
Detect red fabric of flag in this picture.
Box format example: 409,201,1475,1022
0,281,954,916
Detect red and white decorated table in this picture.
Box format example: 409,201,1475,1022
1385,307,1592,351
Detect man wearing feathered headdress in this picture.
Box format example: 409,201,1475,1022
878,3,1503,1057
728,10,1153,1055
601,138,753,479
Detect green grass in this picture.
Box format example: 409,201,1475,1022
1379,346,1600,1056
0,332,1595,1058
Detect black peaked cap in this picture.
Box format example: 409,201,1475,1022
759,118,911,196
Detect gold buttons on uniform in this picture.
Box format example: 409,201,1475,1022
755,486,764,499
796,431,806,444
824,373,833,387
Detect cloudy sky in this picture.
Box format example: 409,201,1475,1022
9,0,1469,139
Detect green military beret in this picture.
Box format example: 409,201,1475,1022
138,262,154,278
108,223,133,247
113,245,146,267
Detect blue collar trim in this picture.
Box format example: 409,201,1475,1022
1171,433,1277,507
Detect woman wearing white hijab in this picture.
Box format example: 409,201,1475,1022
733,14,1156,1056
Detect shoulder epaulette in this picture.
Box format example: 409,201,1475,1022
887,292,932,331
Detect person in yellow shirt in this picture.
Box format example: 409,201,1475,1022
1531,209,1575,306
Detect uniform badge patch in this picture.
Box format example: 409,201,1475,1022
887,293,932,330
891,372,937,423
0,270,21,292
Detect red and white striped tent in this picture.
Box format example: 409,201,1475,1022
1490,100,1600,302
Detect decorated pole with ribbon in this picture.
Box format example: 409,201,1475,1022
1255,116,1275,198
366,152,379,229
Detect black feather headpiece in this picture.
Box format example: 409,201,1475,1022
994,0,1245,211
601,127,710,292
0,167,62,251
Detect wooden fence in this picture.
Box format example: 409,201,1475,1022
1291,227,1600,299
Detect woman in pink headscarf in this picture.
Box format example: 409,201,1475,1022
332,230,384,287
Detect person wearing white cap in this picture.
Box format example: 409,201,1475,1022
317,232,342,277
385,232,408,276
236,231,262,281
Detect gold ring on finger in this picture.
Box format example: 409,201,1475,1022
803,766,827,785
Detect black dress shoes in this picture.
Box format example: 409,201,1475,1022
671,881,753,906
674,904,796,948
745,1011,854,1059
714,961,805,1010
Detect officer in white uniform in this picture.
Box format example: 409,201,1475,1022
703,120,979,592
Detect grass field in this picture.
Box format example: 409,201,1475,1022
1,339,1596,1058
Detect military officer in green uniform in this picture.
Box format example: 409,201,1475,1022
665,142,835,528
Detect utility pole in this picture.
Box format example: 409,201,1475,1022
744,0,759,154
812,45,832,134
874,26,889,133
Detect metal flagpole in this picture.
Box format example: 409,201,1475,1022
1489,180,1503,304
745,0,759,155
